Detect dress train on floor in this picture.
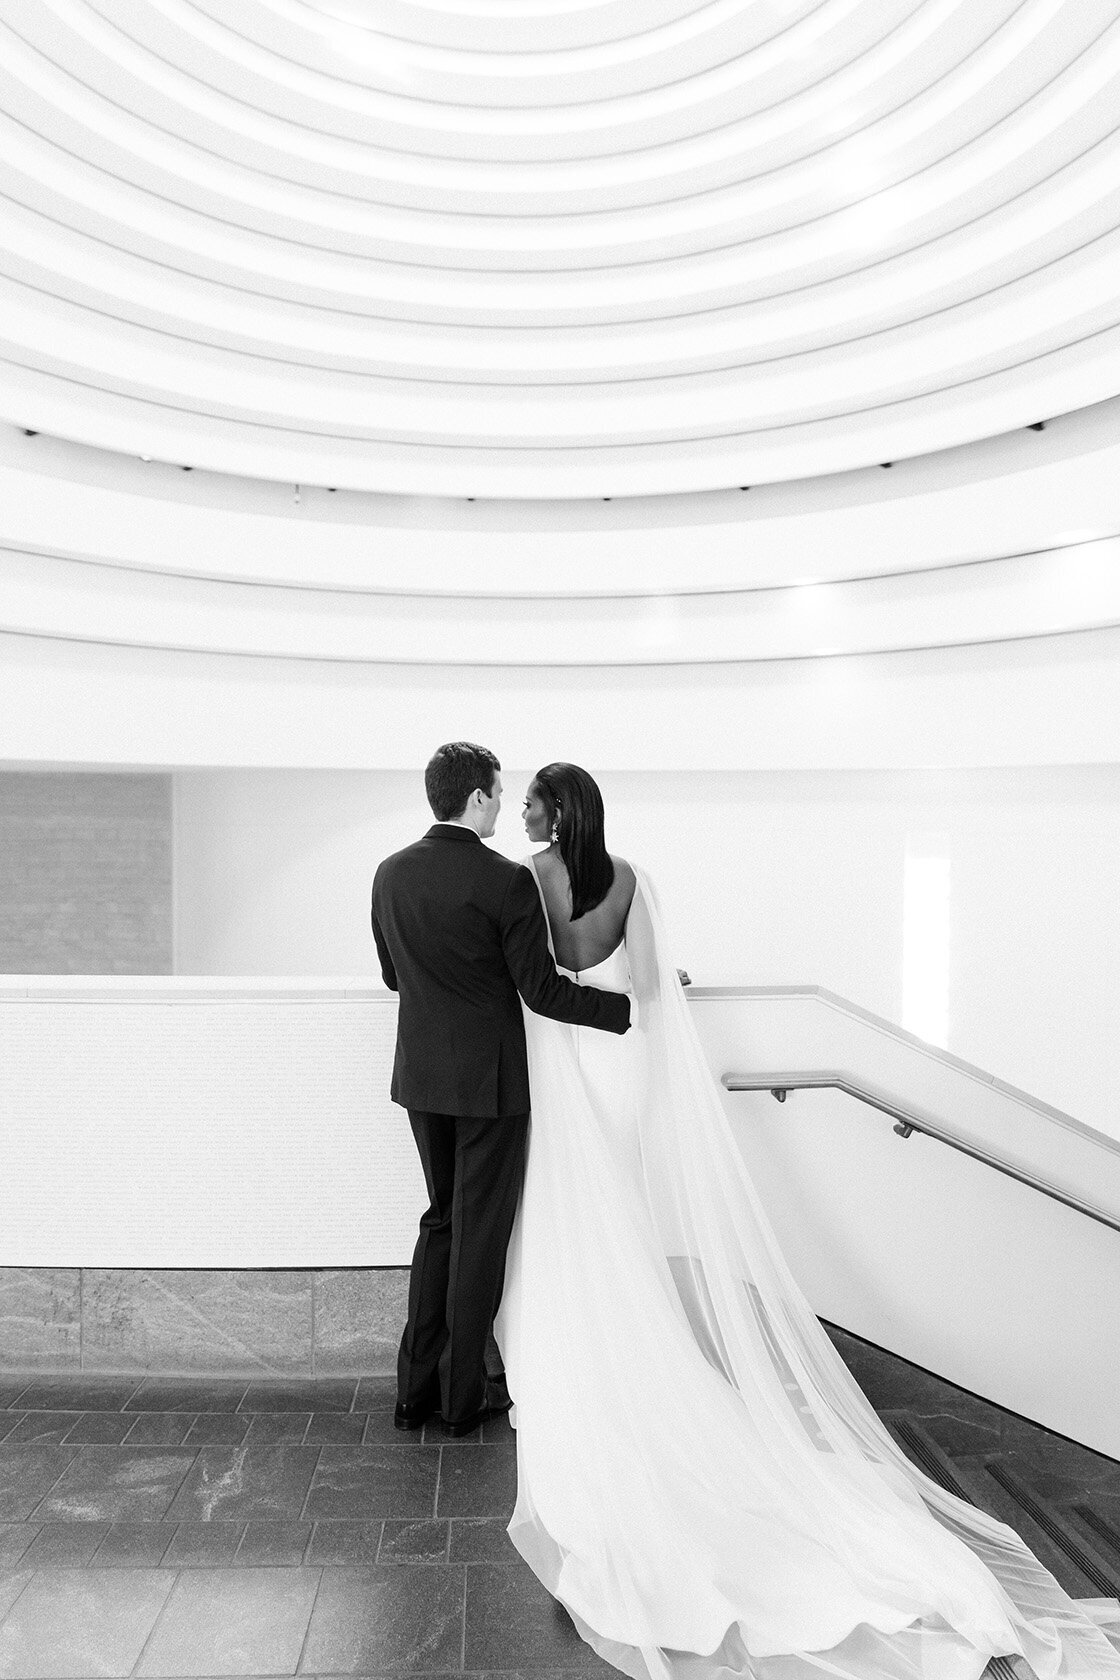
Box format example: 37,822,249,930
495,861,1120,1680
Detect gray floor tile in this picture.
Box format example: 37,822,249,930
949,1450,1011,1520
299,1564,465,1673
90,1522,177,1568
1073,1488,1120,1532
465,1673,623,1680
321,1673,468,1680
1067,1498,1120,1591
161,1521,246,1567
13,1379,141,1413
997,1412,1068,1462
829,1333,962,1413
472,1670,624,1680
123,1413,196,1447
911,1404,1003,1457
969,1461,1100,1596
62,1412,136,1445
234,1519,311,1566
379,1518,450,1563
307,1411,368,1445
165,1444,321,1523
355,1375,398,1410
244,1411,311,1444
0,1446,80,1522
126,1380,249,1414
0,1331,1098,1679
0,1527,37,1571
450,1518,518,1564
3,1412,83,1445
362,1411,427,1448
0,1567,174,1678
464,1559,609,1671
998,1420,1120,1487
437,1446,517,1520
305,1673,475,1680
0,1570,33,1622
182,1414,251,1446
135,1566,321,1676
34,1446,198,1523
991,1448,1120,1508
305,1445,440,1521
0,1419,26,1446
19,1521,114,1567
482,1410,515,1445
240,1378,357,1413
306,1519,384,1564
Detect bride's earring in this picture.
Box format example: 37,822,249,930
550,808,561,842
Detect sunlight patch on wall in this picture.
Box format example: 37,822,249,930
902,841,951,1049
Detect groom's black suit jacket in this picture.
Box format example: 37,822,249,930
371,824,630,1117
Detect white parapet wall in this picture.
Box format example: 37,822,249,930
2,979,1118,1455
0,978,423,1270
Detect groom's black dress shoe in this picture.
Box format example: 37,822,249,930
441,1404,492,1438
441,1388,514,1438
394,1391,440,1431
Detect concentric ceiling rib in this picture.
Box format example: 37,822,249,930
2,0,1120,494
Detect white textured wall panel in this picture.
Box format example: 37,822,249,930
0,983,422,1267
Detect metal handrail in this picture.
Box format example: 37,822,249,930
721,1072,1120,1237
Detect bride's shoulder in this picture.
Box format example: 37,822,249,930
609,854,638,906
528,847,562,882
614,857,662,908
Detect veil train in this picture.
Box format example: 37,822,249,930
495,864,1120,1680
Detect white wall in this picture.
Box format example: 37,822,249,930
173,763,1120,1137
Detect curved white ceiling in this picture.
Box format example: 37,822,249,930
4,0,1120,495
4,404,1120,663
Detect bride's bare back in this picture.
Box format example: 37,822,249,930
533,849,636,973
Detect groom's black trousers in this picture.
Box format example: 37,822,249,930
399,1108,529,1425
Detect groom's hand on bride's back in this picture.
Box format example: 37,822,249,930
501,867,631,1035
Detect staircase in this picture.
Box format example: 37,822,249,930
826,1322,1120,1602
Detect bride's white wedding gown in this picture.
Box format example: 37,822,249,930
494,860,1120,1680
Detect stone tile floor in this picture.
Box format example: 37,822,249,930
0,1330,1115,1678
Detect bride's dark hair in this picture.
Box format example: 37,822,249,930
532,762,614,921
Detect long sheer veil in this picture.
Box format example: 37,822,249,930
500,865,1120,1680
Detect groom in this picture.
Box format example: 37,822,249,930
371,741,631,1437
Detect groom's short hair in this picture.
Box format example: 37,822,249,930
425,742,501,822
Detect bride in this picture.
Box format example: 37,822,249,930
493,761,1120,1680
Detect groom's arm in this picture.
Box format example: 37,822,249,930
370,892,398,992
499,868,630,1035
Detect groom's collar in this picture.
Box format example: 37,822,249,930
424,823,482,843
